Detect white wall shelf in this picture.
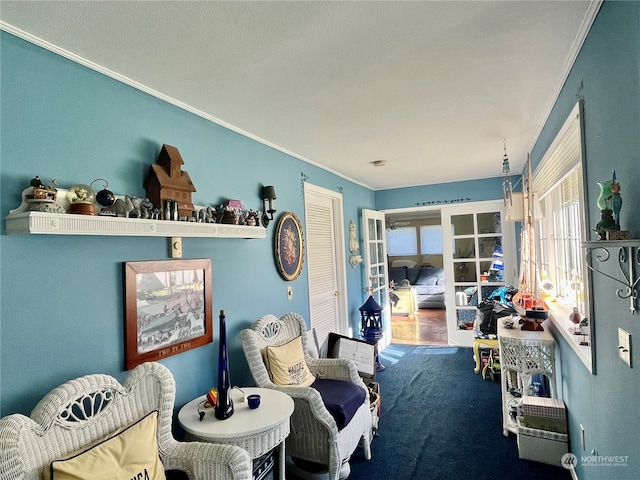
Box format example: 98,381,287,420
5,187,266,239
5,211,265,238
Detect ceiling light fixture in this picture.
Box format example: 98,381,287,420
371,160,387,167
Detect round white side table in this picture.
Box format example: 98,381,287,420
178,387,294,480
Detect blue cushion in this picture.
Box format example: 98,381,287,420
405,267,421,284
416,267,441,286
311,378,366,430
388,267,407,285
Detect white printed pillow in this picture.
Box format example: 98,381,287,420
266,336,315,387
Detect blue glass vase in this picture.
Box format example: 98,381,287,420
214,310,234,420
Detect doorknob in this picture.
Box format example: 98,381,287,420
335,290,340,296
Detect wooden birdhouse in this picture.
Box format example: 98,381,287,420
144,144,196,220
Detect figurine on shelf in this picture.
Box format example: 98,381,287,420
221,199,245,225
29,176,57,202
139,198,154,219
569,307,582,334
245,209,259,226
25,176,65,213
164,199,179,221
579,317,590,346
199,206,216,224
594,209,615,240
114,195,135,218
611,170,622,230
594,175,617,239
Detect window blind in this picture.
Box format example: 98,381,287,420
533,103,582,198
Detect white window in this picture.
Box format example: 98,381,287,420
533,102,592,372
420,225,444,255
537,167,585,313
386,227,417,256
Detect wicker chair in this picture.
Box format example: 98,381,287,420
0,362,252,480
240,312,372,480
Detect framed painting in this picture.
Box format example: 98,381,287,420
124,259,213,370
275,212,305,281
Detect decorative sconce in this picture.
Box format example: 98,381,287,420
261,186,277,227
348,219,362,268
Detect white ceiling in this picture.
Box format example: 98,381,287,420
1,1,599,190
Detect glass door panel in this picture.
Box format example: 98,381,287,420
451,214,474,235
477,212,501,233
453,238,475,259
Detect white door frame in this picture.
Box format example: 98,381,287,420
303,183,349,344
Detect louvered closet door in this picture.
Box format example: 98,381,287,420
304,183,348,353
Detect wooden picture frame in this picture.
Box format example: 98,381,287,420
275,212,305,281
124,259,213,370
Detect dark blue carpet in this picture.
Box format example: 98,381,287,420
345,344,571,480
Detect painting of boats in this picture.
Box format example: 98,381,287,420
136,269,206,353
124,259,213,369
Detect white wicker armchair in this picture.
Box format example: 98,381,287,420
0,362,252,480
240,312,372,480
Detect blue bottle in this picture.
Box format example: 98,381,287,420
214,310,234,420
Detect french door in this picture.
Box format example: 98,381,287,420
362,209,391,350
441,200,516,347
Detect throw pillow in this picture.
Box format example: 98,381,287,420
48,411,166,480
405,267,421,285
416,268,438,286
266,336,315,387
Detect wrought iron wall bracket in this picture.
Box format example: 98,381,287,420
583,240,640,314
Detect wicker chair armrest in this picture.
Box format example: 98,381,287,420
271,385,340,435
161,439,252,480
307,357,363,385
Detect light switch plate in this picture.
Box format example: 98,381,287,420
618,327,631,367
170,237,183,258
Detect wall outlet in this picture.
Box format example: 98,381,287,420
287,286,293,300
618,327,632,368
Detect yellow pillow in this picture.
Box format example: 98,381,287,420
266,336,315,387
49,411,166,480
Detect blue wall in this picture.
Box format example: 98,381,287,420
0,30,375,416
528,3,639,479
375,176,505,211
